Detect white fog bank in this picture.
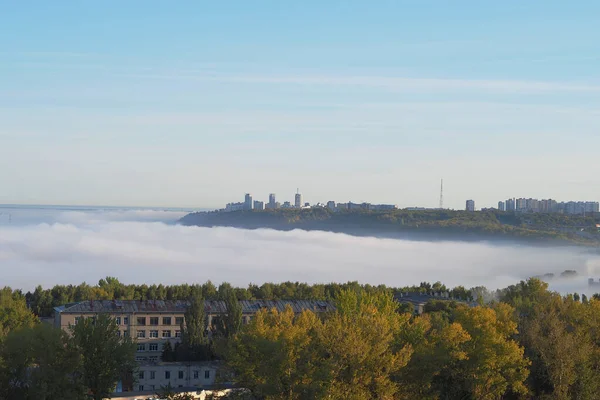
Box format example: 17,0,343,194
1,209,600,294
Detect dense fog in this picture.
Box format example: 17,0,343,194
1,208,599,294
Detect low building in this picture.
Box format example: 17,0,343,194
395,292,470,315
369,204,397,211
224,202,244,212
54,299,335,362
135,361,219,392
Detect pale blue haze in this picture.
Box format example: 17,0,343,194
1,1,599,208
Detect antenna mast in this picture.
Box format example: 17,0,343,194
439,179,444,209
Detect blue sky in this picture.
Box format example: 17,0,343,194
1,1,599,208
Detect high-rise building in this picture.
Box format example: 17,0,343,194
516,198,527,212
498,201,505,211
466,200,475,212
269,194,276,207
244,193,253,210
327,201,336,211
253,201,265,211
505,198,516,212
295,190,302,208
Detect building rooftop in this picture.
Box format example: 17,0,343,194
394,292,463,305
55,299,335,314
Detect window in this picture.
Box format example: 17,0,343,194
194,371,199,379
178,371,184,379
175,330,181,338
151,385,155,390
123,330,129,337
124,317,129,325
137,330,146,338
135,356,147,362
205,370,210,379
163,317,172,325
149,343,158,351
115,316,121,325
139,371,145,379
165,371,170,379
175,317,184,325
149,356,158,362
116,330,121,337
162,330,171,338
138,385,144,391
137,317,146,326
137,343,146,352
149,317,159,325
149,330,158,338
150,371,156,380
74,317,81,325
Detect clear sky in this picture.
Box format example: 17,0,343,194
1,1,599,209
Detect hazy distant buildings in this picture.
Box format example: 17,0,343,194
244,194,253,210
327,201,336,210
282,201,292,208
224,202,244,212
498,201,505,211
466,200,475,212
269,194,276,206
505,198,516,212
497,197,598,215
295,192,302,209
253,201,265,211
369,204,397,211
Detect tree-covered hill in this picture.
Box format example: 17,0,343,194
179,208,600,246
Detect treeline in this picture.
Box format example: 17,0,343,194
7,279,600,398
22,277,473,318
0,287,136,400
223,280,600,399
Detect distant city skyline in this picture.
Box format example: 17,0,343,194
1,2,599,208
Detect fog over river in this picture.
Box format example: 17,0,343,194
1,206,600,294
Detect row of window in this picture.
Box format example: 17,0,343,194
138,370,210,380
135,329,181,338
114,316,184,326
135,356,159,362
137,343,161,352
74,316,184,326
116,330,181,339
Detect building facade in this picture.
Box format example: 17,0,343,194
465,200,475,212
498,201,505,211
244,194,253,210
294,192,302,208
135,362,219,392
54,299,335,363
505,198,516,212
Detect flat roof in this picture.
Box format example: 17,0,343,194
57,299,336,314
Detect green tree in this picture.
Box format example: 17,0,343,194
181,291,210,360
70,314,136,400
161,341,175,362
223,287,243,338
397,304,529,400
226,307,326,399
0,324,85,400
0,287,37,337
